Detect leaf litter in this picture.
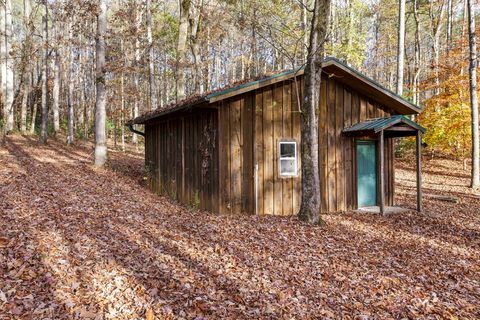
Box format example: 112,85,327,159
0,136,479,319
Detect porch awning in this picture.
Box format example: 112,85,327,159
343,115,425,215
343,115,426,137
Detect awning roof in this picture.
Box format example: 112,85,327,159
343,115,426,136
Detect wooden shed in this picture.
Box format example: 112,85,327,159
129,57,425,215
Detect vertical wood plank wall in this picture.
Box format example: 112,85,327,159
218,75,396,215
144,109,219,212
145,75,397,216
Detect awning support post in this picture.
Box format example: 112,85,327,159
416,131,423,212
379,130,385,215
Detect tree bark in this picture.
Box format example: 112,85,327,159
446,0,453,53
396,0,405,96
413,0,421,106
40,6,49,144
20,0,33,134
298,0,331,225
176,0,191,101
190,0,203,93
4,0,14,133
94,0,107,167
467,0,480,188
146,0,157,110
132,4,141,145
67,25,75,145
1,5,5,133
52,46,61,134
430,0,446,99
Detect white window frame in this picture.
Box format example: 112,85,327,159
278,140,298,177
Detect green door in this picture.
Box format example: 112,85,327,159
356,141,377,207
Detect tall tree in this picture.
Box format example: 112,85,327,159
0,4,4,133
467,0,479,188
396,0,405,95
430,0,446,99
176,0,191,101
40,3,49,144
67,24,75,145
4,0,14,133
95,0,107,167
20,0,33,134
132,2,141,145
146,0,156,110
298,0,331,225
52,42,61,134
190,0,203,93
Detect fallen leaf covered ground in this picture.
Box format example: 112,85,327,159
1,136,479,319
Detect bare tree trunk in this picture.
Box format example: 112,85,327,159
52,47,61,134
301,0,309,63
413,0,421,106
446,0,453,53
298,0,331,225
4,0,14,133
29,63,39,134
146,0,156,110
176,0,191,101
467,0,480,188
1,5,5,132
396,0,405,96
67,26,75,145
40,5,49,144
95,0,107,167
132,5,141,145
120,61,125,152
430,1,446,100
20,0,32,134
190,0,203,93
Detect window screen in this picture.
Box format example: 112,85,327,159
279,141,297,176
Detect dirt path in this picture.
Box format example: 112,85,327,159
1,136,479,319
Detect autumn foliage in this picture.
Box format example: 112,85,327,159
1,136,479,318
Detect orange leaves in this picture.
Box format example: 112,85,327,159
145,308,154,320
0,136,480,318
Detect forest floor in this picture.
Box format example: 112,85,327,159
0,135,479,319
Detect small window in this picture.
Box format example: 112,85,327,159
279,141,297,177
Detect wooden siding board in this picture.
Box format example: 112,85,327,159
273,84,283,215
230,98,242,214
219,102,231,214
343,87,353,210
319,77,328,213
360,97,367,121
242,94,254,214
327,78,337,211
211,111,220,212
255,90,264,215
336,82,345,211
263,87,274,215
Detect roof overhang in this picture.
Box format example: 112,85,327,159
321,58,421,115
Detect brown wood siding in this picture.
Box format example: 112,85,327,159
219,80,301,215
319,77,396,212
144,109,219,212
145,74,397,215
216,74,396,215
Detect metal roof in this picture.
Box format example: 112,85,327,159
343,115,426,134
131,57,423,125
